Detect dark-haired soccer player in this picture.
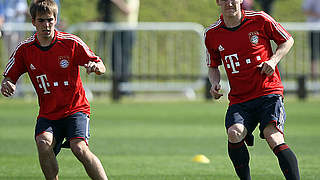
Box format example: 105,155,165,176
1,0,108,179
204,0,300,179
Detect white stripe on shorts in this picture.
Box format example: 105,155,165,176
85,116,90,143
278,97,285,133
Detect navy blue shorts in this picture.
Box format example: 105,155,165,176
225,94,286,139
35,112,90,155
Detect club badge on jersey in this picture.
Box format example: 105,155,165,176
248,31,259,45
59,56,70,69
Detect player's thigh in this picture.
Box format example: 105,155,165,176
263,123,285,149
35,117,55,146
70,138,90,158
225,103,257,142
34,117,64,152
65,112,90,144
35,132,55,149
258,94,286,139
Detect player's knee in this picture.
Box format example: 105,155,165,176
227,125,246,143
70,139,89,159
263,123,279,139
263,124,285,149
35,138,53,151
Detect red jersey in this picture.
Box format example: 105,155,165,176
3,30,102,120
204,11,291,105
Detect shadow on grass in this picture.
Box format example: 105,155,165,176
109,174,232,180
0,176,89,180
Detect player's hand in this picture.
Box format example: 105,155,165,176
84,61,103,75
210,83,223,99
257,60,276,76
1,80,16,97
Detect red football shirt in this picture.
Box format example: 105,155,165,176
3,30,102,120
204,10,291,105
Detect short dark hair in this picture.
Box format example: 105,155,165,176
30,0,58,19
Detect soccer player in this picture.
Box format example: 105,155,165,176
1,0,108,179
204,0,300,179
303,0,320,80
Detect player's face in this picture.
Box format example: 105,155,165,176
217,0,243,17
32,12,57,40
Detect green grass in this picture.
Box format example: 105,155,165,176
26,0,307,28
0,97,319,180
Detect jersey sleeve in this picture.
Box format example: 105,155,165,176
74,36,103,66
2,46,27,83
204,31,222,68
262,12,292,45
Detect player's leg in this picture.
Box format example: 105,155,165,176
70,139,108,180
35,132,59,180
35,117,65,180
65,112,108,180
259,95,300,180
121,31,134,83
310,31,320,80
111,31,122,79
263,124,300,180
35,118,59,180
226,103,256,180
227,124,251,180
263,123,284,149
228,123,247,143
311,60,319,80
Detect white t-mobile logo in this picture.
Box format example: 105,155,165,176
225,53,240,74
36,74,50,94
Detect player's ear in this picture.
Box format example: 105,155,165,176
53,17,57,25
31,18,36,26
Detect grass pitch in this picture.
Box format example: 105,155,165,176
0,97,319,180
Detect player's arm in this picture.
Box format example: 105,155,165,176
258,37,294,76
1,77,16,97
111,0,131,15
84,60,106,75
208,67,223,99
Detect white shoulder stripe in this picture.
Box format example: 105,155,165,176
57,33,97,58
204,19,222,34
245,11,290,40
10,35,35,59
3,35,35,76
3,58,15,76
204,19,222,67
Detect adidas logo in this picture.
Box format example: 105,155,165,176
30,64,36,70
218,45,224,51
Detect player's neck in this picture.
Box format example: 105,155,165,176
37,35,54,47
223,12,243,28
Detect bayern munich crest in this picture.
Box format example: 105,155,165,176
248,31,259,45
59,58,69,68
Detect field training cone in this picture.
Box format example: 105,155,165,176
192,154,210,164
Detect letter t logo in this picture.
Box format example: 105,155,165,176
225,54,240,74
36,74,50,94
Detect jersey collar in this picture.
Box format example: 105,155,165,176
220,10,247,31
34,30,58,51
